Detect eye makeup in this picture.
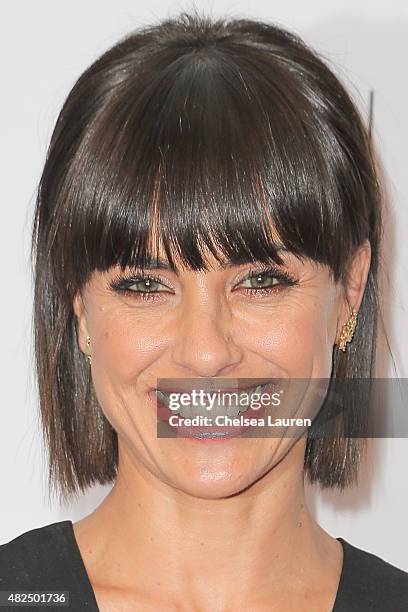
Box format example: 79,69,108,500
107,263,299,302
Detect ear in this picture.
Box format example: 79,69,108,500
337,239,371,333
73,292,90,355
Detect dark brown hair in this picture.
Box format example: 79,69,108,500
31,10,383,503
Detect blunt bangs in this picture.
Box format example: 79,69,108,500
31,11,382,501
43,22,377,288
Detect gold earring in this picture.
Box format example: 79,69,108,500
337,308,358,352
85,335,92,365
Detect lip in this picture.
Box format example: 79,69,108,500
153,379,277,394
147,381,280,441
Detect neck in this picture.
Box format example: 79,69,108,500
73,437,342,608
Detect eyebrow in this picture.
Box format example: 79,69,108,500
132,247,291,274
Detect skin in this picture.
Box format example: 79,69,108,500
72,237,371,611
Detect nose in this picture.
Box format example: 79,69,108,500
171,303,243,377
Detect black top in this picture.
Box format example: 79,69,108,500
0,520,407,611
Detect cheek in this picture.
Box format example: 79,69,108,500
91,311,168,382
243,295,336,378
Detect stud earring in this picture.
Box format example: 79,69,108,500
336,308,358,352
85,335,92,365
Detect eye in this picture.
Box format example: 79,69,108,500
108,272,172,301
107,265,298,302
235,266,298,295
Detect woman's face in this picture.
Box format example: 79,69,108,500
73,240,370,499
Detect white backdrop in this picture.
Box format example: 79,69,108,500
1,0,407,571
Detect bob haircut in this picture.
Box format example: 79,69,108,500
31,10,383,503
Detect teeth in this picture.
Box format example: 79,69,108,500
156,385,265,417
192,432,228,438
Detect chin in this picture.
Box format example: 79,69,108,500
162,450,261,499
174,476,254,500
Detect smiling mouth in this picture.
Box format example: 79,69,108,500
150,381,286,443
154,383,269,419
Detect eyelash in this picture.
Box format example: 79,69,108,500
108,266,298,302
